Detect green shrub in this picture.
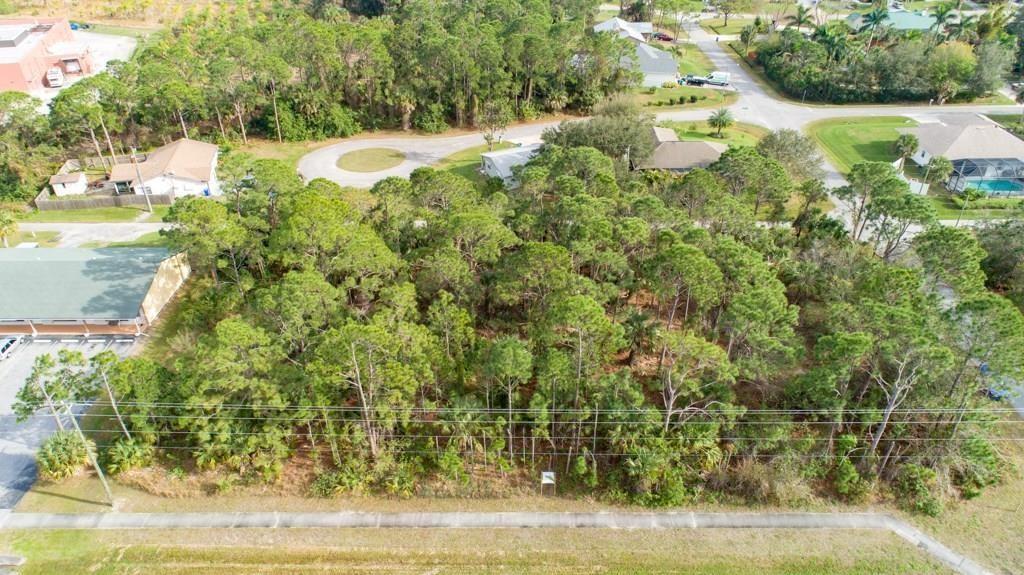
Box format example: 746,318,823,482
894,464,943,516
833,457,868,502
36,431,92,482
952,436,1004,499
321,103,362,138
413,103,449,134
689,95,698,103
661,81,677,89
104,438,154,475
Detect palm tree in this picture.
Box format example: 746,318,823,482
930,2,956,40
893,133,919,169
708,108,734,137
948,13,977,42
787,5,813,30
859,8,889,46
814,23,850,64
0,208,17,249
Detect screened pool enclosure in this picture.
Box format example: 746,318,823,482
948,158,1024,196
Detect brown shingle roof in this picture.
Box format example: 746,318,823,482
641,140,727,171
48,172,84,185
109,139,218,185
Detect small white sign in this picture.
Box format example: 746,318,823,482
540,471,556,485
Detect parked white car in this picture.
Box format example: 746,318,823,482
0,336,22,361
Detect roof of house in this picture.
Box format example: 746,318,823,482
481,144,543,180
846,10,936,31
641,140,727,171
593,17,652,43
0,248,171,321
109,138,218,185
899,122,1024,161
632,42,677,76
652,126,680,144
48,172,84,185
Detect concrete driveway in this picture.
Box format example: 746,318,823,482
0,337,138,509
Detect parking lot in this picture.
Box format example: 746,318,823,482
28,30,137,106
0,336,138,508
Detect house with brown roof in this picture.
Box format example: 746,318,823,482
108,138,221,198
900,119,1024,195
639,127,727,172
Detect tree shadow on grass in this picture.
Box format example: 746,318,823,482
28,489,110,509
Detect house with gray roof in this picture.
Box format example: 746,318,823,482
480,144,543,188
639,126,727,172
593,18,677,88
0,248,190,335
900,120,1024,195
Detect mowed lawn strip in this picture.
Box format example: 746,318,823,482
2,527,951,575
805,116,917,174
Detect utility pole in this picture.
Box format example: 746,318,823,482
131,147,153,213
64,402,114,507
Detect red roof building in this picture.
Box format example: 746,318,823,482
0,18,92,93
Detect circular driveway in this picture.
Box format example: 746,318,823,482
298,124,560,188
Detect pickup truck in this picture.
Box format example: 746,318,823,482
680,72,731,87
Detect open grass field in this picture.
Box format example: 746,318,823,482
634,85,738,110
434,142,514,187
17,205,169,223
0,527,950,574
660,120,769,147
805,116,916,174
80,231,169,248
700,18,756,36
337,148,406,172
672,43,714,76
234,137,343,169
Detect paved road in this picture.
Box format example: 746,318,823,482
0,510,990,574
298,26,1019,191
17,222,167,247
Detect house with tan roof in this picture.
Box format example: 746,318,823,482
900,120,1024,195
48,171,86,196
108,138,221,198
639,126,727,172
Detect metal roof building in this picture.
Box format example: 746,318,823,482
0,248,190,335
480,144,543,188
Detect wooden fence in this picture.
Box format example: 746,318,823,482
33,189,174,211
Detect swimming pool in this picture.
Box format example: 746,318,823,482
966,180,1024,195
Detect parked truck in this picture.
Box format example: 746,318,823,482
680,71,731,87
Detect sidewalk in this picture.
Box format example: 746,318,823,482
0,510,991,575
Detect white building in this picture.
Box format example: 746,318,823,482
592,17,677,88
480,144,543,188
108,138,221,198
48,171,86,196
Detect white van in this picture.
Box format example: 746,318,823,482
706,72,731,86
46,67,65,88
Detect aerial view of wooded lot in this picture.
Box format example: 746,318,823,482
2,0,1024,572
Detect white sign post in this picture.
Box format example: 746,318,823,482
540,471,555,495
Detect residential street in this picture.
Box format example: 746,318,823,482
0,510,990,575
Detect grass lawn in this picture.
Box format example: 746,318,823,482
805,116,917,174
86,22,158,38
235,138,344,169
0,527,948,575
700,18,756,36
986,113,1024,128
17,205,169,223
634,85,738,111
337,148,406,172
672,43,715,76
660,120,769,147
434,142,514,187
1,230,59,248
